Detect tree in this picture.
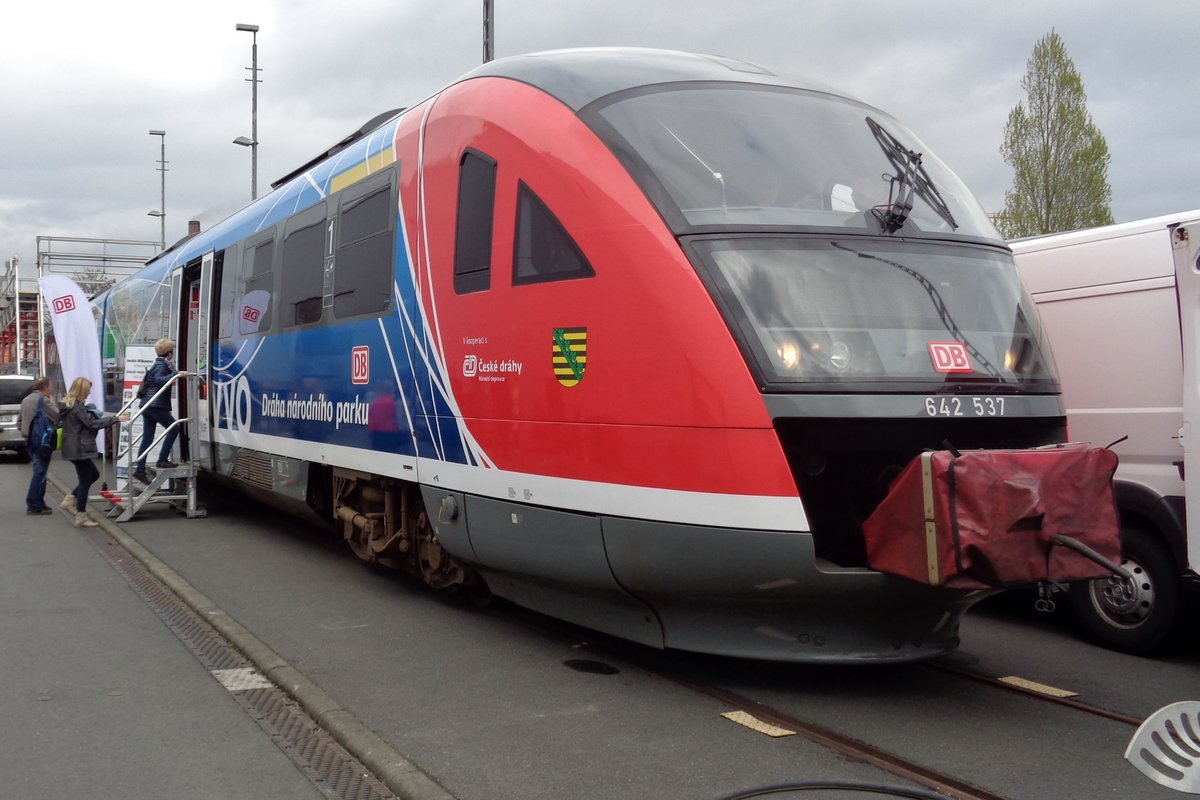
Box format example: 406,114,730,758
71,267,117,298
997,30,1114,239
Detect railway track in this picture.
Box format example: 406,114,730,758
507,605,1154,800
925,661,1143,727
667,674,1012,800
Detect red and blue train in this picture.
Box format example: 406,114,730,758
96,48,1067,662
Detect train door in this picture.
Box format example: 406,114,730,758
170,252,216,470
1172,217,1200,575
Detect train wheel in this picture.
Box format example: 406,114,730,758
345,526,374,563
463,574,501,608
1068,526,1180,654
411,502,465,589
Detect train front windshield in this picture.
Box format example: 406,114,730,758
691,238,1057,389
590,83,1057,391
590,83,998,238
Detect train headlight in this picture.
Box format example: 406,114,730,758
1002,338,1035,374
776,339,801,371
829,340,852,370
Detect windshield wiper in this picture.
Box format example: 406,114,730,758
830,241,1003,380
865,117,958,234
660,122,727,213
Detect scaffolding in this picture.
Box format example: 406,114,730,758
0,257,41,376
33,237,160,379
36,235,161,283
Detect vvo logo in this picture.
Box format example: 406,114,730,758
352,346,370,384
214,375,254,432
52,295,76,314
463,354,478,377
927,341,973,374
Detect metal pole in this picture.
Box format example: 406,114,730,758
8,257,20,375
236,24,261,201
149,130,167,250
160,136,166,248
483,0,493,63
251,30,258,200
35,244,45,379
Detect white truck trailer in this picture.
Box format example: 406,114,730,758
1011,211,1200,652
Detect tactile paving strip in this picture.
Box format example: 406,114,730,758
81,530,398,800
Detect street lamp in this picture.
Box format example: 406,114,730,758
148,129,166,250
483,0,494,63
235,23,260,200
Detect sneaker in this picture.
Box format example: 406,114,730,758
155,460,178,469
26,507,52,515
132,471,150,484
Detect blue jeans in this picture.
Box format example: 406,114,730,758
136,405,178,470
25,450,50,511
71,458,99,512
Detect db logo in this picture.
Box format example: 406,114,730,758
52,295,75,314
351,346,369,384
928,341,973,374
463,355,478,377
242,306,260,323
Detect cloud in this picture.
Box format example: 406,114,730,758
2,0,1197,277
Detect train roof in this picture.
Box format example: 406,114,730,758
121,48,865,288
461,47,851,111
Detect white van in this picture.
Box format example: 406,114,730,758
1011,211,1200,652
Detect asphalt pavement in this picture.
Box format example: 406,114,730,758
0,455,341,799
1,453,926,800
5,451,1193,800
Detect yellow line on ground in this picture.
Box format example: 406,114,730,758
721,710,796,737
998,675,1079,698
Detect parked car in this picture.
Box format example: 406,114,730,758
0,374,36,459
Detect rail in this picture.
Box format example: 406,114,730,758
116,371,190,469
94,371,205,521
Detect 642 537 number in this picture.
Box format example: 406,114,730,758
923,396,1006,417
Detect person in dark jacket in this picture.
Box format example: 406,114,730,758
133,337,188,484
18,376,60,514
61,376,125,528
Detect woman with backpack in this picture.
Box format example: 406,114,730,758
61,376,126,528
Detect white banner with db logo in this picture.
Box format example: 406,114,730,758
39,274,106,453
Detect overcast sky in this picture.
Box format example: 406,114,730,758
2,0,1196,279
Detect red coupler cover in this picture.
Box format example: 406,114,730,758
862,443,1120,589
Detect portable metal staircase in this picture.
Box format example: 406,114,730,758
94,372,206,522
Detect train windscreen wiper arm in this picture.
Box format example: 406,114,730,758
866,116,958,233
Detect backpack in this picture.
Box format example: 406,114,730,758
27,395,56,458
135,366,153,399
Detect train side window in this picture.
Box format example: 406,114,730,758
240,236,275,335
334,173,394,319
513,182,595,286
281,203,328,328
454,149,496,294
